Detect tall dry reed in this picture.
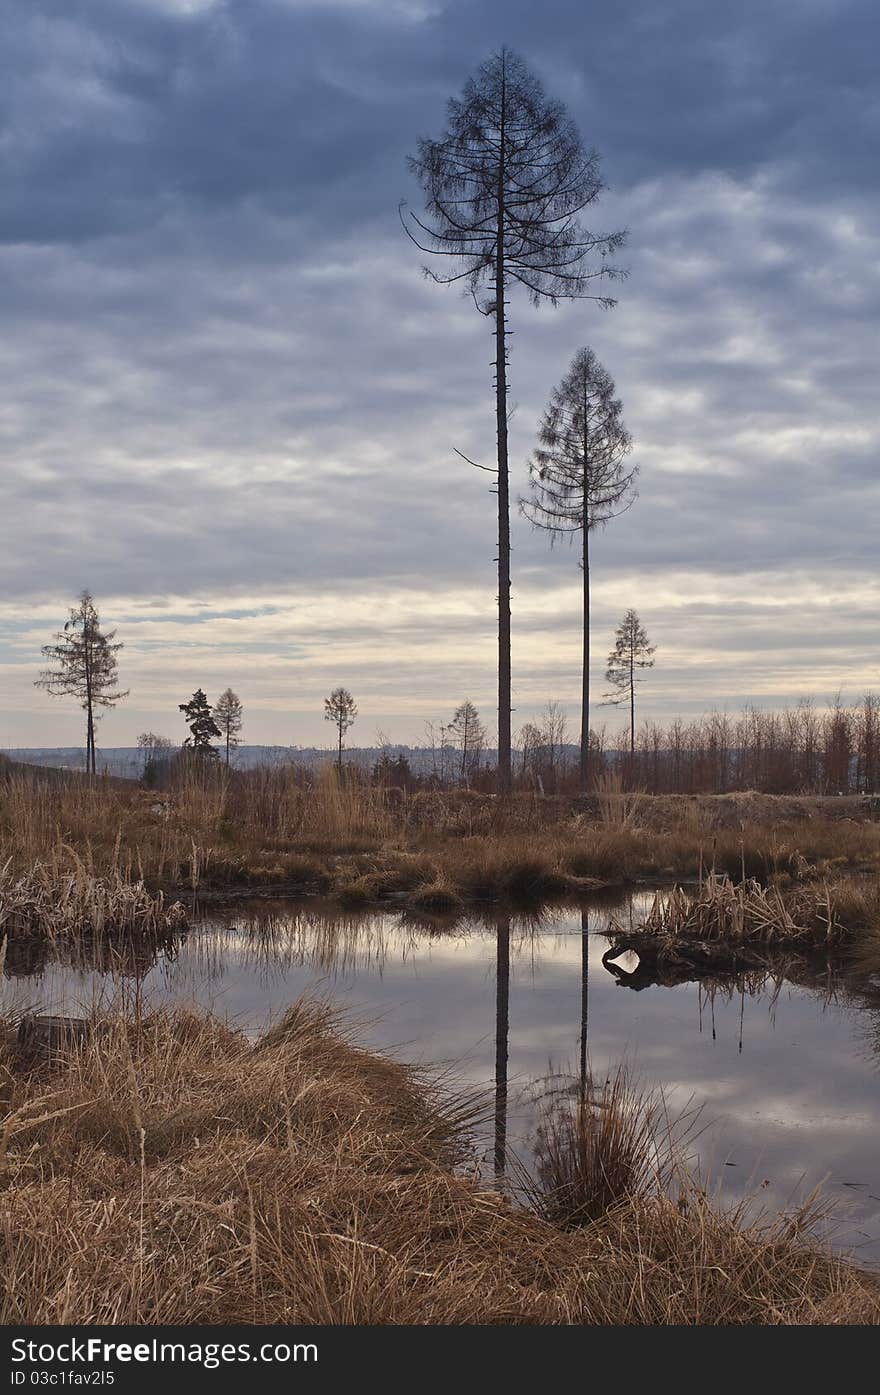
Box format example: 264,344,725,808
0,857,186,944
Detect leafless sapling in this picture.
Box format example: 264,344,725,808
137,731,173,784
521,348,636,793
603,609,655,758
517,721,542,781
214,688,244,768
537,699,569,793
35,590,128,775
404,47,626,794
448,698,487,784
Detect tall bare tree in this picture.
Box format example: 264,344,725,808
603,609,655,758
404,47,625,794
35,591,128,774
214,688,244,768
522,348,636,793
324,687,358,771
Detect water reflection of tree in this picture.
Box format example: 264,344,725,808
600,937,880,1064
494,915,510,1180
580,907,589,1101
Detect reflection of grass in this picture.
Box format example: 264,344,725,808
3,1001,877,1325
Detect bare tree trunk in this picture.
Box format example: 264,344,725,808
337,724,343,773
84,632,95,776
579,907,589,1103
629,648,635,756
495,63,512,796
494,915,510,1179
580,505,591,796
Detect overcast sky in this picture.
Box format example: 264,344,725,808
2,0,878,750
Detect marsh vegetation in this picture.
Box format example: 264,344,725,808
3,1000,879,1326
2,758,878,910
2,755,880,1325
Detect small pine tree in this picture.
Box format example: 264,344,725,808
603,610,655,756
179,689,221,756
324,687,358,770
521,347,636,794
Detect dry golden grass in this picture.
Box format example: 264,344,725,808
828,876,880,934
605,869,880,976
630,873,842,949
1,760,878,912
1,1003,878,1326
527,1065,695,1228
604,871,880,978
832,878,880,974
405,871,464,916
0,858,186,946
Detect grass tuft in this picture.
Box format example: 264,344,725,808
527,1065,696,1228
406,874,464,915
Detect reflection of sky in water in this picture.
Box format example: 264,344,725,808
4,896,880,1261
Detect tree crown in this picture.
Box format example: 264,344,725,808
604,609,656,702
324,687,358,732
179,688,221,753
404,47,626,309
215,688,244,744
449,699,486,744
522,346,637,539
35,590,128,710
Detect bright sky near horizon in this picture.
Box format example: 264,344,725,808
2,0,878,750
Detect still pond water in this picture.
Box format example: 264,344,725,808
5,890,880,1261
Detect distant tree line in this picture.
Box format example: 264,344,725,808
618,696,880,796
365,695,880,797
29,593,879,797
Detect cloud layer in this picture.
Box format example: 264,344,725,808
2,0,878,746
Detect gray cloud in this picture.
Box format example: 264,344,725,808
1,0,878,743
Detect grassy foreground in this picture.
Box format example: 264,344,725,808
2,1003,878,1326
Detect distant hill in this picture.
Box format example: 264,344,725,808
2,743,527,779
